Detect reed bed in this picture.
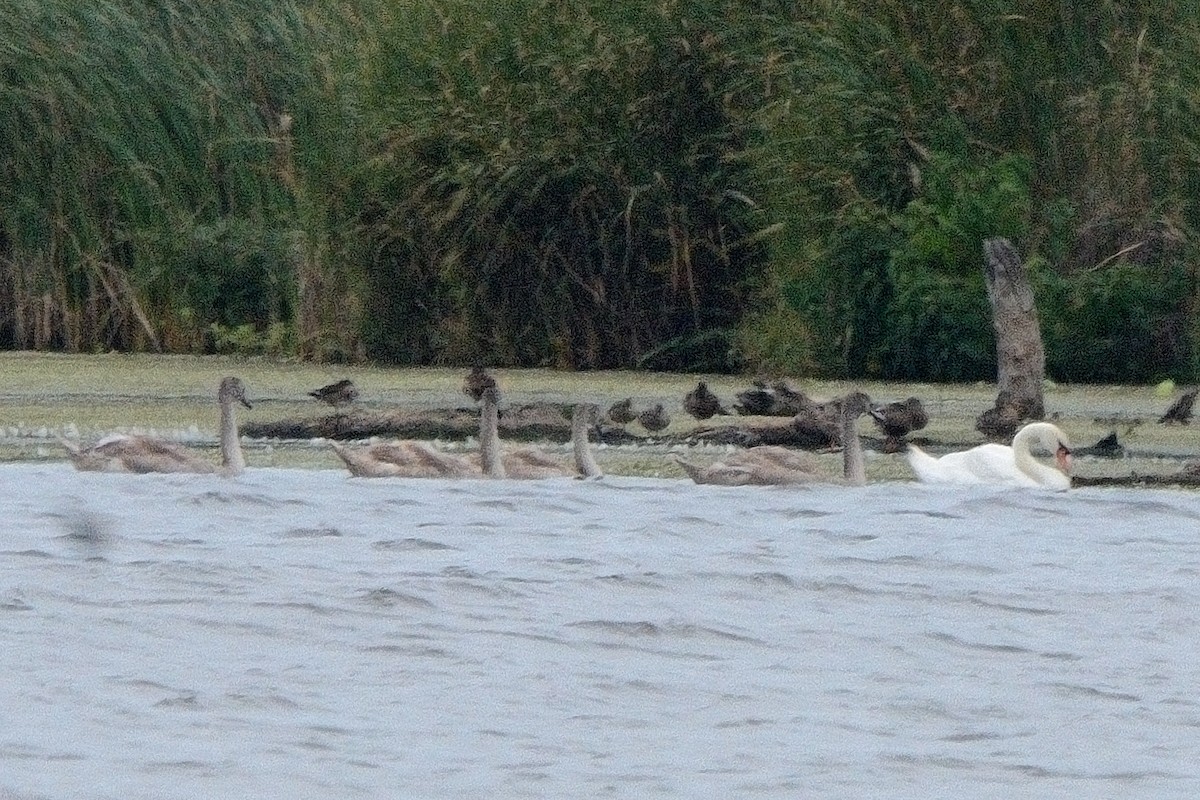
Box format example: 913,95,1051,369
1,2,1198,383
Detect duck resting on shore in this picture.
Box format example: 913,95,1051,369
462,366,498,403
309,379,358,409
638,403,670,434
869,396,928,452
683,381,730,421
607,398,637,426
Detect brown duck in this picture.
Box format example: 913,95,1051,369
1159,388,1198,425
309,379,359,409
462,366,498,403
607,398,637,426
683,381,730,421
638,403,671,434
868,396,928,452
734,379,775,416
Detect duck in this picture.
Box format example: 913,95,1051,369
309,379,358,409
868,396,928,452
733,379,775,416
607,397,637,426
638,403,671,434
673,390,870,486
462,366,498,403
1158,388,1198,424
683,381,730,421
790,396,844,448
61,377,252,476
771,380,814,416
906,421,1072,490
975,404,1021,440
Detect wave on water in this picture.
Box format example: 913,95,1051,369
1,464,1198,798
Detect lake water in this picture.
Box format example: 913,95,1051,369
1,463,1198,799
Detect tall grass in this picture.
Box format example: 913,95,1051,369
741,1,1200,380
0,0,361,358
2,1,1199,380
355,0,777,370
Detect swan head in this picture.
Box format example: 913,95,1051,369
218,376,252,409
1056,441,1073,475
838,391,872,419
1021,422,1072,476
573,403,601,425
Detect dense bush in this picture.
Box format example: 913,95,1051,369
1,0,1199,382
357,0,771,369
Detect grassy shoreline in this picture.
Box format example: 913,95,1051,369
1,352,1196,480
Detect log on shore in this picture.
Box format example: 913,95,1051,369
1073,472,1200,488
243,404,649,444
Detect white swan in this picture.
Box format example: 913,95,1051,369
906,421,1072,490
61,376,252,476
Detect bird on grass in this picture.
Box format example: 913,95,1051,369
1158,388,1198,425
607,398,637,426
309,379,358,409
733,379,775,416
462,366,498,403
868,396,928,452
683,381,730,421
638,403,671,434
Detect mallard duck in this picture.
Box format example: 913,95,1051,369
869,396,928,452
462,366,498,403
638,403,671,434
1075,431,1124,458
790,403,839,448
607,398,637,426
771,380,814,416
1158,388,1198,424
62,377,252,476
309,379,358,409
683,381,730,421
733,379,775,416
975,405,1021,440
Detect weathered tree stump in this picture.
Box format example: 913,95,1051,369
976,238,1046,438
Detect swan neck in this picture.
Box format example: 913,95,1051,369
841,411,865,486
219,399,245,475
1012,426,1067,487
480,395,505,478
571,408,602,478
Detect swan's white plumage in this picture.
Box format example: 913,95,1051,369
906,421,1072,490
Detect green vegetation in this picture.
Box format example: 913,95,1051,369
2,1,1198,381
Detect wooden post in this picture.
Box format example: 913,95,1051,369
977,238,1045,438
